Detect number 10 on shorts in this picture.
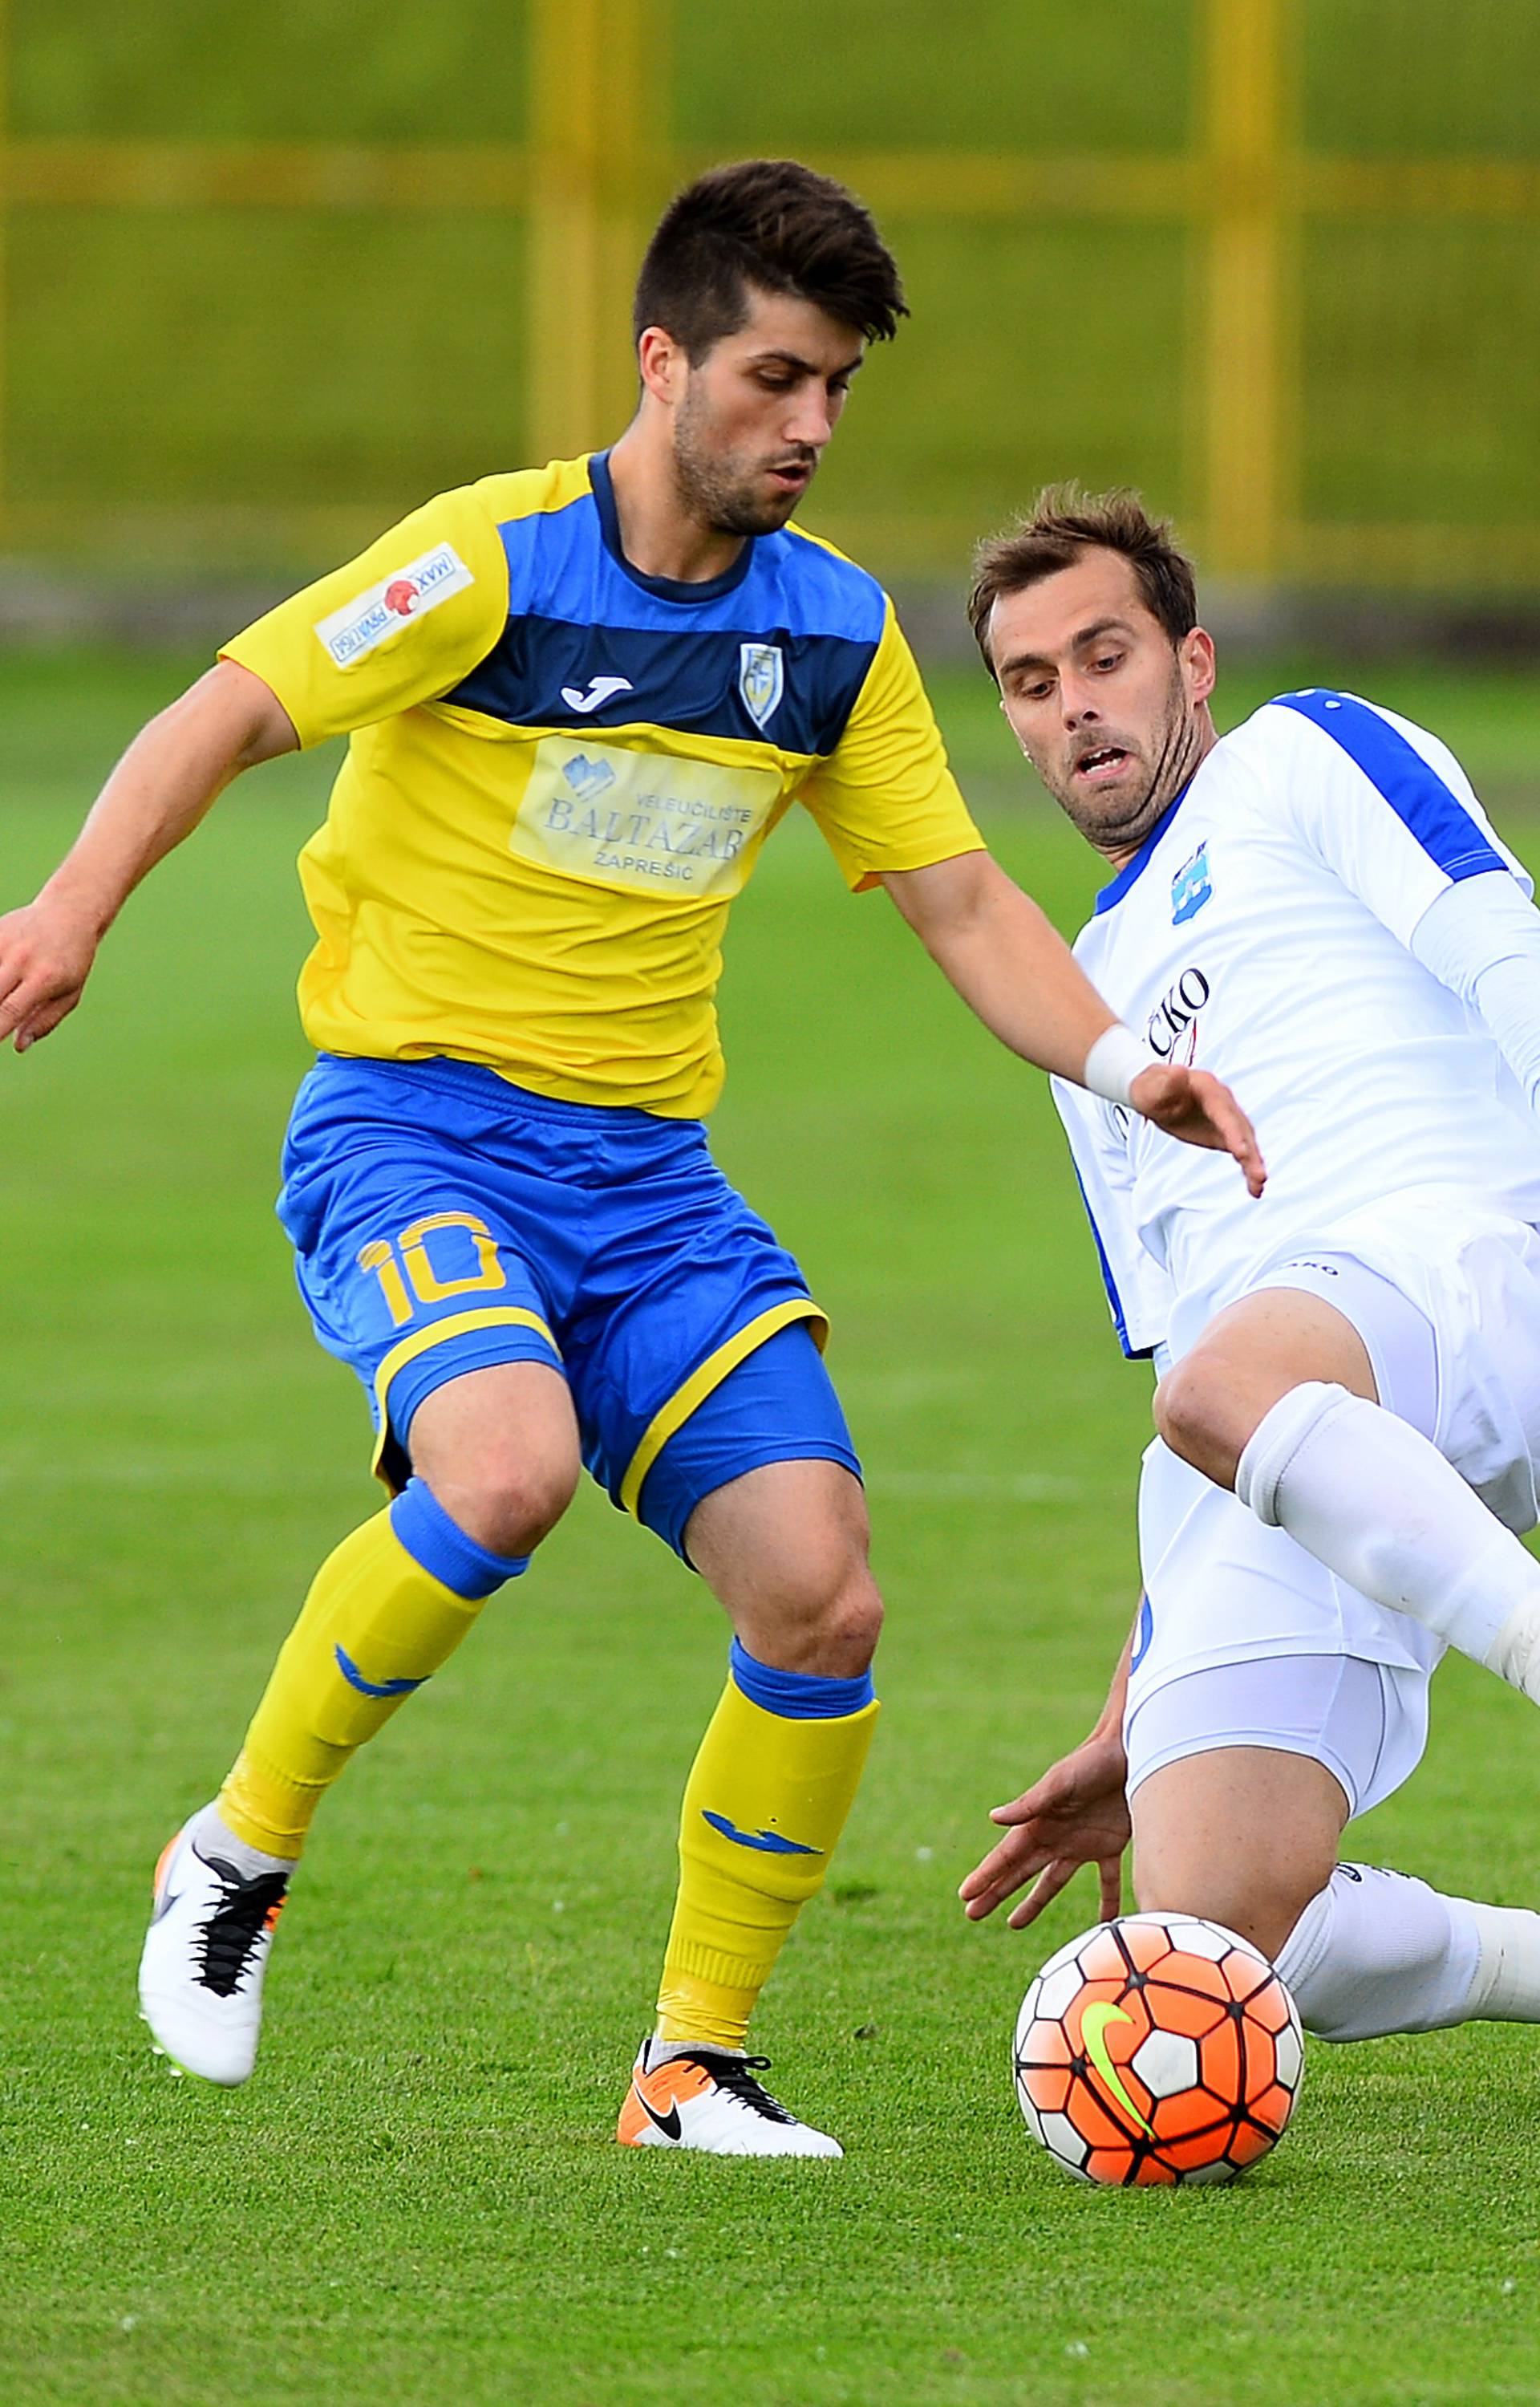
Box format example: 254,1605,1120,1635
357,1212,508,1327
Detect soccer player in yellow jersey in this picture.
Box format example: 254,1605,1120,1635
0,160,1261,2155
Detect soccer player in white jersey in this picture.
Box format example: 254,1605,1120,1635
959,487,1540,2047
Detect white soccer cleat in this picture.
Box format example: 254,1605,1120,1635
136,1819,290,2085
616,2038,843,2157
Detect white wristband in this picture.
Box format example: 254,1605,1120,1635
1082,1025,1158,1108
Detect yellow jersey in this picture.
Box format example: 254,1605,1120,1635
222,451,983,1116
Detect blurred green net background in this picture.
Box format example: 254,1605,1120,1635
2,0,1538,604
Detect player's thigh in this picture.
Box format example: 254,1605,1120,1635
278,1061,579,1500
634,1322,875,1674
1153,1286,1378,1485
687,1459,877,1674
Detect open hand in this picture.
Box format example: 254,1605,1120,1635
958,1727,1133,1930
0,899,100,1053
1130,1062,1266,1199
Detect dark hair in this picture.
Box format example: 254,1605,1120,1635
633,158,906,361
967,485,1199,675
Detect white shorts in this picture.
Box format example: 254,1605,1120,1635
1127,1193,1540,1804
1124,1650,1429,1820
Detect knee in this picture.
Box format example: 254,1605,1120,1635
1134,1858,1332,1967
1153,1354,1239,1485
818,1560,885,1674
748,1547,885,1679
419,1433,580,1559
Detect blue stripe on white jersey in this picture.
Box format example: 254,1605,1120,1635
1273,689,1509,884
1070,1161,1153,1362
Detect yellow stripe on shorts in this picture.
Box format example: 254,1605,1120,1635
617,1299,828,1519
370,1305,561,1482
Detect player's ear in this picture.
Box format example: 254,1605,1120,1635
637,325,687,408
1181,626,1217,710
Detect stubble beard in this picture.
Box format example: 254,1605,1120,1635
1049,660,1205,859
671,383,801,539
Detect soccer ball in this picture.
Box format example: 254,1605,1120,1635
1013,1911,1303,2186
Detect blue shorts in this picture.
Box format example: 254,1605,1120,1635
277,1055,860,1561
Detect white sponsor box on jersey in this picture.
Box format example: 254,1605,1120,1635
512,734,781,901
313,543,473,668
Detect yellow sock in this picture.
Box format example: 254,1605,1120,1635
655,1651,879,2051
219,1484,526,1859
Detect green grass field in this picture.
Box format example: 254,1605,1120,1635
5,651,1540,2407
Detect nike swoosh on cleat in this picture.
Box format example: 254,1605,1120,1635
334,1644,427,1699
636,2089,683,2141
700,1811,823,1856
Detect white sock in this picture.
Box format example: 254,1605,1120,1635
189,1800,296,1880
643,2035,744,2068
1235,1382,1540,1693
1276,1862,1540,2040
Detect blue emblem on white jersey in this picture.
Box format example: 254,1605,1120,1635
1171,841,1212,925
738,643,784,732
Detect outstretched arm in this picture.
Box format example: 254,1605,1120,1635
882,851,1265,1195
958,1608,1139,1930
0,659,297,1053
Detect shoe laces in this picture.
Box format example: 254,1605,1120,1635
196,1856,289,1999
684,2050,796,2125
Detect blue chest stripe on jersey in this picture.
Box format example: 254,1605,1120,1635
1275,690,1508,883
1070,1163,1153,1362
444,615,879,756
1093,785,1193,915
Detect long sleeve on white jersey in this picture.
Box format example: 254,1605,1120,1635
1412,871,1540,1112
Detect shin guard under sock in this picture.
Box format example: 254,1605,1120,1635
219,1480,526,1858
654,1640,878,2052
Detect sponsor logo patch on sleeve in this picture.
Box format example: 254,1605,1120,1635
313,542,474,668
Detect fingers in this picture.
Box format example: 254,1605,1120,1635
1195,1074,1266,1198
0,968,81,1052
959,1828,1049,1918
1006,1857,1076,1930
13,990,80,1052
1098,1856,1124,1922
1130,1066,1267,1199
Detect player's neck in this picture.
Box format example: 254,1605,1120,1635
1096,711,1218,870
605,428,747,587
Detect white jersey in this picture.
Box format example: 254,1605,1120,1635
1052,688,1540,1365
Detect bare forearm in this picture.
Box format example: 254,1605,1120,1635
40,664,290,935
900,860,1116,1081
883,853,1267,1193
0,659,296,1053
1092,1612,1140,1743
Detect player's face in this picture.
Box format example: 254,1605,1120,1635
668,290,864,537
990,554,1217,860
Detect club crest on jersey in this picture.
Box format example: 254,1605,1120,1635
1171,841,1212,925
738,643,784,731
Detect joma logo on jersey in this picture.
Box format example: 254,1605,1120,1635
1171,842,1212,924
1146,965,1210,1062
738,643,784,731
